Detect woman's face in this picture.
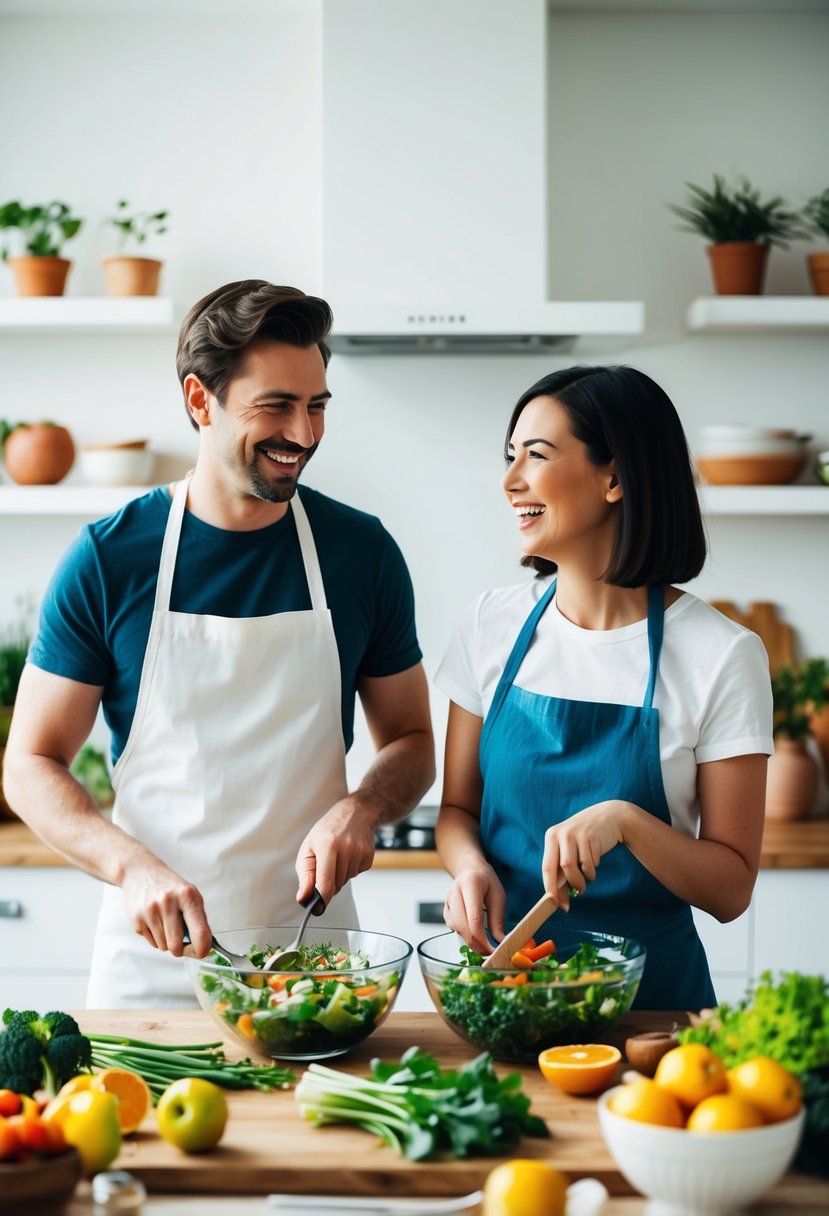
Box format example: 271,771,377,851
502,395,620,566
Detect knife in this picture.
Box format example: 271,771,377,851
267,1193,482,1214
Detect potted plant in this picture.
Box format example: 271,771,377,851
101,199,169,297
0,418,75,485
801,188,829,297
0,622,29,819
0,199,83,296
667,175,806,296
766,657,829,821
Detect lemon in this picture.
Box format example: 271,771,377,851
44,1088,122,1175
482,1158,569,1216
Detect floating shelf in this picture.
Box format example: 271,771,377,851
688,296,829,333
699,486,829,515
0,297,175,331
0,485,157,516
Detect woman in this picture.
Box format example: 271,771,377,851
435,365,772,1010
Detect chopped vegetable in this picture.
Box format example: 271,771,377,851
295,1045,549,1160
0,1009,92,1097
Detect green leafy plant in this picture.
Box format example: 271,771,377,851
667,175,807,248
70,743,115,807
0,200,83,260
771,657,829,741
802,189,829,241
0,623,29,707
106,199,169,251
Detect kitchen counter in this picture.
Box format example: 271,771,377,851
3,817,829,869
57,1008,826,1213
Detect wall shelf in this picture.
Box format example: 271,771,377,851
0,297,175,331
0,485,156,516
699,485,829,515
688,296,829,333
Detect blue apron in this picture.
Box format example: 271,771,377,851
479,581,715,1011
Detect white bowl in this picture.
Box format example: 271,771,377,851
80,446,155,486
698,425,799,442
598,1087,804,1216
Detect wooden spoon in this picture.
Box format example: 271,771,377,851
481,892,558,969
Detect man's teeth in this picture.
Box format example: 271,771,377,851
515,505,545,516
263,449,300,465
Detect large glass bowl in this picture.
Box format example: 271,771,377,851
185,926,412,1061
418,928,645,1062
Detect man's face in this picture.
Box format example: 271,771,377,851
207,339,329,504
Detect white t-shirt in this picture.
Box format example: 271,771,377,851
435,581,774,838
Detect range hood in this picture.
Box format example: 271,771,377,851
321,0,644,355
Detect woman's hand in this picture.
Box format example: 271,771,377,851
542,799,629,910
443,863,507,955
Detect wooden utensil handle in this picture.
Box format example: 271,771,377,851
481,892,558,969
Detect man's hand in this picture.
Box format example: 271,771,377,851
295,794,380,909
120,856,211,957
442,863,506,955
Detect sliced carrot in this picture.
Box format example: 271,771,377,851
520,938,537,952
266,972,301,991
236,1013,256,1040
353,984,379,997
578,970,605,982
524,939,556,963
510,950,534,969
491,972,529,987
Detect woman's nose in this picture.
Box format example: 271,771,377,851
502,461,525,493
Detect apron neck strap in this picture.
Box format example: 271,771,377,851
481,578,557,748
154,479,328,614
643,584,665,710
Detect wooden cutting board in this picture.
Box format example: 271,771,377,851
709,601,795,674
75,1009,685,1197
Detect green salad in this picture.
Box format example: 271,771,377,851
197,941,401,1060
432,942,640,1061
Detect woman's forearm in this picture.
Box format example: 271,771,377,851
436,802,488,878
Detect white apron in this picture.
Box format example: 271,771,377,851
87,476,358,1008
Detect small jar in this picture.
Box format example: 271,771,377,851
92,1170,148,1213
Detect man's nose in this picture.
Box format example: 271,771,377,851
283,406,316,449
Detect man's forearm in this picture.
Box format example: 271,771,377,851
351,729,436,827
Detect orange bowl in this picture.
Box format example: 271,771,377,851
538,1043,622,1094
696,453,806,486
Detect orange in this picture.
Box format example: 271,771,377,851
607,1076,685,1127
686,1093,765,1132
727,1056,802,1124
482,1158,569,1216
56,1074,94,1099
92,1068,152,1134
538,1044,622,1095
653,1043,728,1110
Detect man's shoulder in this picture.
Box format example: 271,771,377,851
298,485,386,538
86,485,171,546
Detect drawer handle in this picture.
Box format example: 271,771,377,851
0,900,23,919
418,901,446,925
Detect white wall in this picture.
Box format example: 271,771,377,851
1,4,828,796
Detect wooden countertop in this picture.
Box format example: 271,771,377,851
3,817,829,869
59,1008,827,1212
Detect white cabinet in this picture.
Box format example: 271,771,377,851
350,867,449,1012
752,870,829,978
0,867,101,1009
692,905,753,1007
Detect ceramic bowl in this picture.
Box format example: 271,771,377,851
815,450,829,486
597,1087,804,1216
185,926,412,1060
695,452,807,486
0,1148,82,1213
80,442,155,487
417,928,645,1062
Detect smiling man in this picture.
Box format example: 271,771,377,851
4,280,435,1008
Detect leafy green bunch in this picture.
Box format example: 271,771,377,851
0,200,83,259
107,199,169,250
667,175,807,248
0,622,29,707
803,188,829,241
771,657,829,741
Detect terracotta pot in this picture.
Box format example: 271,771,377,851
809,702,829,777
765,738,819,821
3,422,75,485
706,242,769,295
807,251,829,297
101,255,162,297
6,255,71,297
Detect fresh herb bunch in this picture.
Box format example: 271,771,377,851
70,743,114,806
803,189,829,241
771,658,829,741
0,200,83,259
0,623,29,707
678,970,829,1075
107,200,169,250
295,1045,549,1160
667,175,807,248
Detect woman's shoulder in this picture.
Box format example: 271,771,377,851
667,591,770,661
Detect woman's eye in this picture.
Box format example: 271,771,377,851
504,454,515,467
528,449,547,460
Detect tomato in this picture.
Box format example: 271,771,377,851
0,1090,22,1118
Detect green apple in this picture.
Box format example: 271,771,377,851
156,1078,228,1153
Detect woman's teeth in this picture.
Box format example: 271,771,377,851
515,505,545,517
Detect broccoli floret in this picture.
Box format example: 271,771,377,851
0,1008,92,1097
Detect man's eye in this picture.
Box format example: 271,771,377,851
309,402,327,412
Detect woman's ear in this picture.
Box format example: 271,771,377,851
606,466,623,504
183,374,212,429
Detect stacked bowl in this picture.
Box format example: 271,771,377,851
695,426,810,486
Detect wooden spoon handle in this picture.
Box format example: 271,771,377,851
481,892,558,969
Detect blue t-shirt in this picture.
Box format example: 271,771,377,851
30,485,422,763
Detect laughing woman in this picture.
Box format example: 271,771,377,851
435,365,773,1010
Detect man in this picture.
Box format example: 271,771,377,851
3,280,435,1007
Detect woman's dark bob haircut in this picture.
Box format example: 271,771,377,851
176,279,333,430
505,365,706,587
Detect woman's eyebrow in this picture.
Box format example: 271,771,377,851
521,437,556,448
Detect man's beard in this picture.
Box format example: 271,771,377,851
248,443,317,503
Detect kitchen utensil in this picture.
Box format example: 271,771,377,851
181,925,252,970
262,887,324,970
268,1192,483,1214
481,891,557,968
